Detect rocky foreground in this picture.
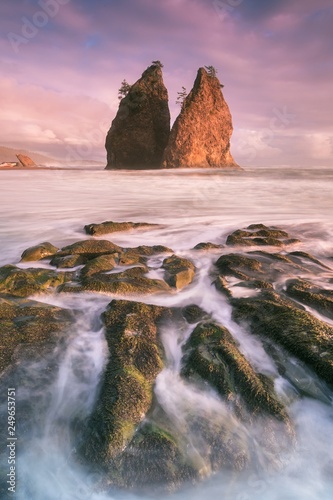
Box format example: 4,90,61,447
1,222,333,494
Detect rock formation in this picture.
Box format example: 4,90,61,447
162,67,239,169
105,64,170,169
16,154,37,168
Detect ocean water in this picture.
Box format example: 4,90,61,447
0,166,333,499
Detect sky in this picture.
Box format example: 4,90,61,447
0,0,332,166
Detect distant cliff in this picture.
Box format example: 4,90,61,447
105,64,170,169
162,67,240,169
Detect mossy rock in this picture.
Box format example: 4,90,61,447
0,265,74,298
193,242,223,251
0,295,73,373
118,251,147,267
182,304,209,323
80,267,170,296
50,254,87,268
287,251,331,270
226,225,294,247
125,245,173,256
286,278,333,320
162,255,195,290
214,276,233,297
111,422,197,492
181,322,289,421
80,300,172,464
20,242,59,262
84,220,157,236
59,239,122,258
80,254,120,278
231,291,333,387
215,254,263,281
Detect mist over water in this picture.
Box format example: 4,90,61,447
1,166,333,499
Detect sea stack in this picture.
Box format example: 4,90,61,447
105,63,170,169
162,67,240,169
16,154,37,168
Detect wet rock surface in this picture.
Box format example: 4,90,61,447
0,265,74,298
80,299,171,463
0,295,73,373
162,255,195,290
21,241,59,262
84,220,158,236
2,222,333,493
226,224,299,247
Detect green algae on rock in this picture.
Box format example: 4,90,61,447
60,239,122,258
111,422,197,493
84,220,158,236
0,265,74,298
20,242,59,262
225,225,298,247
0,294,73,373
286,278,333,320
162,255,195,290
80,300,171,464
181,322,289,421
231,291,333,387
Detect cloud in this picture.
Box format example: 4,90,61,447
0,0,332,166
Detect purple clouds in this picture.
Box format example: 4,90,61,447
0,0,332,165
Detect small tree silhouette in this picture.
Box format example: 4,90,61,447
176,87,188,107
205,65,218,77
118,79,131,100
151,60,164,68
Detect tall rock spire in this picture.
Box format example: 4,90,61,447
162,67,240,169
105,64,170,169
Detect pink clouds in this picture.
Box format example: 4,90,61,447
0,0,332,166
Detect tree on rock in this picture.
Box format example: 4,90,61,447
152,60,164,68
118,79,132,100
205,65,218,77
176,86,187,107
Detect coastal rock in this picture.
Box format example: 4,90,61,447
125,245,173,257
162,67,239,169
60,239,122,258
193,242,224,251
0,295,73,373
105,63,170,169
225,225,296,247
113,422,197,493
16,153,37,168
84,220,157,236
80,254,120,278
21,242,59,262
231,291,333,387
81,300,171,463
182,304,209,323
182,322,290,422
0,265,74,298
286,278,333,320
50,254,87,269
77,266,170,296
162,255,195,290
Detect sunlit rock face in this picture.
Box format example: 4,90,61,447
105,64,170,169
162,67,240,169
